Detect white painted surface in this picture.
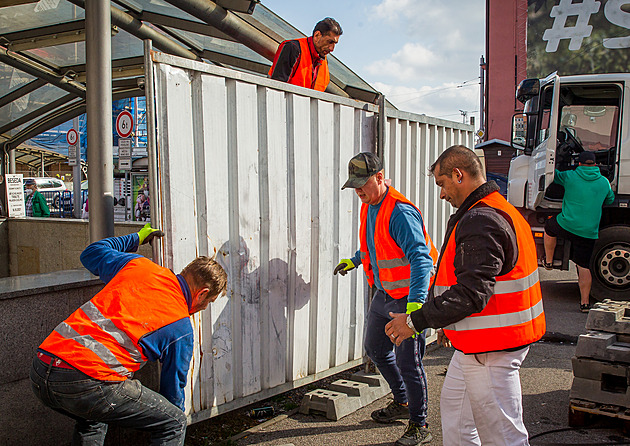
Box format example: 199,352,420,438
151,53,473,421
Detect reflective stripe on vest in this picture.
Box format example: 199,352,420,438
434,269,540,297
55,321,132,378
444,299,544,332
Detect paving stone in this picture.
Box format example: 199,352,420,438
576,331,630,364
586,300,630,334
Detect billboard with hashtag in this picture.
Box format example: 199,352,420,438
528,0,630,78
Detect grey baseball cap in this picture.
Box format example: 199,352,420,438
341,152,383,189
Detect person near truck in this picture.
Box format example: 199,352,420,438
30,225,227,445
334,152,437,446
268,17,342,92
542,150,615,312
24,178,50,217
386,145,545,445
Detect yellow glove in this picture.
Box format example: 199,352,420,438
406,302,423,338
334,258,356,276
138,223,164,245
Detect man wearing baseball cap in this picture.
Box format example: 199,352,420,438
335,152,437,445
542,150,614,312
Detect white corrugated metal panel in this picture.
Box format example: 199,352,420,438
151,52,474,422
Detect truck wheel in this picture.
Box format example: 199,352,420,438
590,225,630,301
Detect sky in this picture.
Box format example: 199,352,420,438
263,0,486,128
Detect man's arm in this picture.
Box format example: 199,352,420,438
410,207,517,331
138,318,194,411
389,204,433,304
269,40,301,82
605,184,615,205
80,233,142,284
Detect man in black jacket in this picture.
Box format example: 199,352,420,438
386,145,545,445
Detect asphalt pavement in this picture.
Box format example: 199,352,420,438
231,267,630,446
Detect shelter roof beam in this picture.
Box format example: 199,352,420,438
0,78,47,109
0,45,86,99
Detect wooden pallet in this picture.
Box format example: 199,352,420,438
569,399,630,433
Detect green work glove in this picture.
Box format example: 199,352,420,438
406,302,423,314
138,223,164,245
334,258,356,276
406,302,423,338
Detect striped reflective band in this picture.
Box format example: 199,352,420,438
444,299,544,331
378,257,410,269
80,301,144,363
434,269,540,297
382,278,410,291
54,322,132,378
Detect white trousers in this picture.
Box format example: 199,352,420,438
440,347,530,446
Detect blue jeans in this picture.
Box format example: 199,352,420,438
364,290,428,425
30,356,187,446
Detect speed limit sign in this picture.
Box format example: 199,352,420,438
116,110,133,138
66,128,78,146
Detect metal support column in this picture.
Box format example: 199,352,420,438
144,40,163,263
73,116,82,218
8,149,15,174
86,0,114,240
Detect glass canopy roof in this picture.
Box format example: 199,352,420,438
0,0,380,152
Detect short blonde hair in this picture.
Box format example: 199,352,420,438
181,257,227,297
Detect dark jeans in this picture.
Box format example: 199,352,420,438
364,290,428,425
30,356,187,446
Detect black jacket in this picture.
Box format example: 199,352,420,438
411,181,518,332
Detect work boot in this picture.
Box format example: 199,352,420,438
395,421,432,445
371,400,409,423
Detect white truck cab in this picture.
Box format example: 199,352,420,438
508,73,630,300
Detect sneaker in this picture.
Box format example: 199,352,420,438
371,400,409,423
580,303,591,313
540,256,553,271
395,422,433,445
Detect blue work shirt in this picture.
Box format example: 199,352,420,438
351,188,434,304
80,233,193,411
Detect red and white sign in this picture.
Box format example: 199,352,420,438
116,110,133,138
66,128,78,145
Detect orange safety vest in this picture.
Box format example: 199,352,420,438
268,37,330,91
360,187,438,299
39,258,190,381
438,191,545,354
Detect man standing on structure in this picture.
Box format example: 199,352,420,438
542,150,614,312
335,152,437,446
30,225,227,445
268,17,342,92
386,145,546,445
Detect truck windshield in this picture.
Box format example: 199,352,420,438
560,105,618,152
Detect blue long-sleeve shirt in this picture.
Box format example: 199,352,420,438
79,234,193,411
351,189,434,304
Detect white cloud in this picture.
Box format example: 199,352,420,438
366,43,441,82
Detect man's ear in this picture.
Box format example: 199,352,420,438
313,30,322,39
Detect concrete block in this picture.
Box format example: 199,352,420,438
299,389,360,421
571,356,630,381
576,331,630,363
586,300,630,334
570,376,630,408
351,370,390,390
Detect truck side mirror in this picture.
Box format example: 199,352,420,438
511,113,527,150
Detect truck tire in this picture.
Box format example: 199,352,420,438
590,225,630,301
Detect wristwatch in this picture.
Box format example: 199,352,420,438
406,314,418,334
